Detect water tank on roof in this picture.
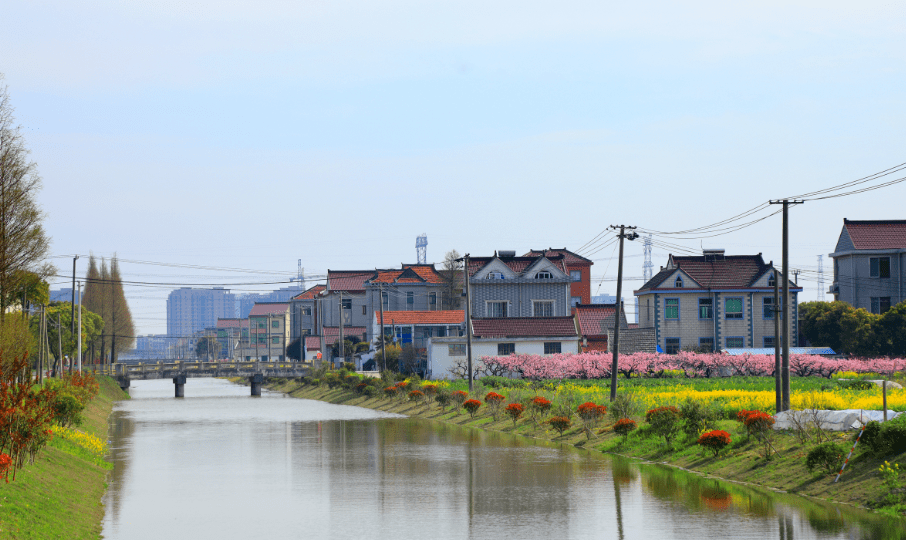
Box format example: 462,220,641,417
498,250,516,258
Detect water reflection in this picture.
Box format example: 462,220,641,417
102,379,903,540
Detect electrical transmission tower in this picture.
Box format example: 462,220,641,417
643,234,653,282
290,259,305,289
416,234,428,264
817,255,824,301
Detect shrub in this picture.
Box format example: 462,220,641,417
310,379,321,387
408,390,424,404
383,387,398,399
745,411,778,458
463,399,482,418
451,390,469,411
646,406,682,446
504,403,524,427
806,442,846,474
354,382,368,394
609,392,642,423
860,417,906,457
529,396,552,423
51,395,84,428
422,384,438,401
363,386,378,398
577,402,607,438
484,392,505,420
548,416,572,437
837,380,874,390
697,430,732,456
680,398,716,439
435,390,451,410
613,418,637,438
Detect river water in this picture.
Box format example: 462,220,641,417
102,378,902,540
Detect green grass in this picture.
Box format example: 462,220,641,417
0,376,128,539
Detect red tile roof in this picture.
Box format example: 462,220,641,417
366,265,445,285
524,248,592,265
292,284,326,300
327,270,372,292
467,254,567,277
249,302,289,316
638,253,785,290
843,219,906,250
378,310,464,325
322,326,368,341
216,318,249,329
470,317,578,338
573,304,624,336
304,336,322,351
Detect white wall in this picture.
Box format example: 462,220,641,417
426,337,579,380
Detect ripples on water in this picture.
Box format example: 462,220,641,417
102,378,903,540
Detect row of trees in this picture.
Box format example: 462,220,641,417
799,300,906,357
82,255,135,363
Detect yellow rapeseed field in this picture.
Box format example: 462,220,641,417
55,426,108,458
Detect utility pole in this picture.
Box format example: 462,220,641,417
71,255,78,353
463,254,473,392
77,281,82,373
379,283,386,372
609,225,638,402
338,292,345,367
267,314,273,361
770,199,803,411
56,313,63,378
773,268,781,413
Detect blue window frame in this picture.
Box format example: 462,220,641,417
763,336,781,348
725,297,743,319
665,298,679,320
699,337,714,352
725,336,744,348
674,276,684,288
698,298,713,319
665,338,680,354
763,297,784,319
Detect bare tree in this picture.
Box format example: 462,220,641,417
0,74,53,324
440,249,463,310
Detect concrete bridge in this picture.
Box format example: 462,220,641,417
85,361,310,397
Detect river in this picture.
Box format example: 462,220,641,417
102,378,903,540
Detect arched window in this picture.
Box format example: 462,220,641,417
535,271,553,279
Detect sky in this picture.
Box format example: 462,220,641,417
3,0,905,335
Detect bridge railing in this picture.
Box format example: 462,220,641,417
84,360,312,377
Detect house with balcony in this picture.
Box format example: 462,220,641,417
373,310,465,349
467,251,572,318
828,219,906,314
524,248,594,306
634,250,802,353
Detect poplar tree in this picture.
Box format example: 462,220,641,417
82,254,134,363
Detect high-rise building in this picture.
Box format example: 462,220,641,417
166,287,238,338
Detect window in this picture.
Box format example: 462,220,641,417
768,274,776,288
448,344,465,356
271,336,280,344
381,291,389,310
437,326,447,337
571,296,581,307
406,291,414,309
362,305,367,315
544,342,561,354
763,297,784,319
486,272,504,279
674,276,683,288
257,320,266,328
300,329,311,336
871,297,892,314
429,292,437,305
300,306,311,316
725,298,743,319
342,298,352,310
497,343,515,355
570,270,582,282
698,298,713,319
271,320,279,328
535,271,553,279
763,336,777,348
870,257,891,278
487,301,508,317
533,300,554,317
699,337,714,352
665,298,679,319
725,336,744,348
665,338,680,354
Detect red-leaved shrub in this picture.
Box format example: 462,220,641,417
698,430,732,456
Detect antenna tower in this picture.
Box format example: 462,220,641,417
416,234,428,264
817,255,824,301
290,259,305,289
643,234,653,282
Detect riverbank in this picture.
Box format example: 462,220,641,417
261,377,905,517
0,376,129,539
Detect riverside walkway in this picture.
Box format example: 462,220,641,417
85,360,310,397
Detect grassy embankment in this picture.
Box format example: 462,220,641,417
0,376,129,539
261,374,906,517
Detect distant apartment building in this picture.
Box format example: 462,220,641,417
237,285,305,318
166,287,238,338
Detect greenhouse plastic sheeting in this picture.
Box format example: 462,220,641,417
773,409,903,431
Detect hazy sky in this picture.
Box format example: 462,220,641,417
3,1,905,335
